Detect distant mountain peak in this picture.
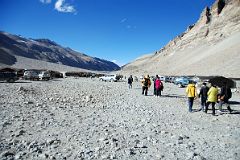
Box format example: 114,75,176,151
33,38,59,46
0,31,120,71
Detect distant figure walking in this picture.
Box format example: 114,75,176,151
153,75,157,96
218,82,232,113
155,75,163,97
205,84,218,116
198,82,209,111
141,75,151,96
128,75,133,89
186,81,197,112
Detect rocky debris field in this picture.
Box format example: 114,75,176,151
0,77,240,160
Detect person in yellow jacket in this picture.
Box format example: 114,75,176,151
141,75,151,96
205,84,218,115
186,80,197,112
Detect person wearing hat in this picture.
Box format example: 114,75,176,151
141,75,151,96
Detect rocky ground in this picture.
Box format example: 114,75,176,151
0,77,240,160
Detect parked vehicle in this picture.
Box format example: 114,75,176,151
165,76,175,83
168,77,176,83
0,72,18,82
99,75,118,82
174,77,191,87
38,71,51,80
23,70,40,80
159,76,166,82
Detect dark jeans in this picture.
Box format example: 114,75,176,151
219,100,232,112
156,88,161,96
128,83,132,89
142,86,148,96
188,97,194,112
205,102,216,115
153,84,156,95
200,97,207,110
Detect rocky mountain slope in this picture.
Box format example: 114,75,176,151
0,31,120,71
122,0,240,77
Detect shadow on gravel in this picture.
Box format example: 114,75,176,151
220,109,240,115
229,101,240,105
229,111,240,114
0,81,32,84
192,109,202,112
49,79,63,81
204,109,240,115
162,94,186,99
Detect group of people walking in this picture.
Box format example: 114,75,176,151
186,81,233,115
128,74,164,96
128,74,233,116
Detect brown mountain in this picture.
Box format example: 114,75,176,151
0,31,120,71
122,0,240,78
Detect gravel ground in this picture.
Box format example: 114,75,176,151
0,77,240,160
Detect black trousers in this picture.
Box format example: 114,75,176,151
205,102,216,115
200,97,207,108
142,86,148,96
156,88,161,96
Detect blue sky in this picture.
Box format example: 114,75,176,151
0,0,215,66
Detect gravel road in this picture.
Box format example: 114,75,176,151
1,77,240,160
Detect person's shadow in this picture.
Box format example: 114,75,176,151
161,94,186,99
229,101,240,105
228,101,240,114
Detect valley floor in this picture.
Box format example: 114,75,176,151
0,77,240,160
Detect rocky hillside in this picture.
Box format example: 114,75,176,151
122,0,240,77
0,31,120,71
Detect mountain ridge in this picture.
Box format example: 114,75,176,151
121,0,240,77
0,31,120,71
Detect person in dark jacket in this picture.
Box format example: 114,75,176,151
218,82,232,113
128,75,133,89
141,75,151,96
198,82,209,111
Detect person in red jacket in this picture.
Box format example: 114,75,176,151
155,75,163,97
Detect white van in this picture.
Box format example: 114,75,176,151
23,70,39,80
38,71,51,81
99,75,117,82
159,76,166,82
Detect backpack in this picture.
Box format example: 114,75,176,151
160,82,164,90
144,79,148,87
226,87,232,99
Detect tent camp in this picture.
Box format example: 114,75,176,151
208,76,236,88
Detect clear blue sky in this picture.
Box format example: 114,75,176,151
0,0,215,66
